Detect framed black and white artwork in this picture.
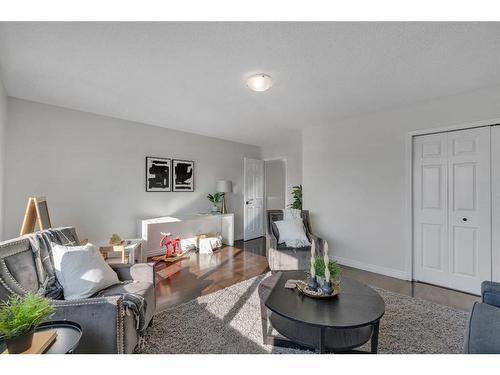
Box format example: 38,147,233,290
146,157,172,192
173,159,194,192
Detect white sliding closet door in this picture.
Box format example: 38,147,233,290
413,127,491,294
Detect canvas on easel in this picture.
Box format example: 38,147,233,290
20,197,52,235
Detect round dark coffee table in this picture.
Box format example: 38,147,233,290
262,271,385,353
0,320,82,354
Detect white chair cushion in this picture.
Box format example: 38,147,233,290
51,242,120,300
274,219,311,248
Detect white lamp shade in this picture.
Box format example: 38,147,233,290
216,180,233,193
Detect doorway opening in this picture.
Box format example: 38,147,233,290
264,158,287,210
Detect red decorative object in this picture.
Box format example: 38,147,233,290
160,232,181,257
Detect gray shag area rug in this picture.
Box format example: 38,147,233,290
140,273,468,354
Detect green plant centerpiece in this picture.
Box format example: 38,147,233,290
299,241,341,298
0,292,55,353
289,185,302,210
207,192,224,213
312,256,342,285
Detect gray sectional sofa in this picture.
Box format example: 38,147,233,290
0,227,155,353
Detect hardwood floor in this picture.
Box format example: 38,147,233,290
154,237,269,311
154,237,480,313
341,265,479,311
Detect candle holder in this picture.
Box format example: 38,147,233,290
297,248,342,299
307,275,318,290
320,280,333,295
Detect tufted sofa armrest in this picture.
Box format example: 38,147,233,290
51,295,126,353
481,281,500,308
110,263,155,285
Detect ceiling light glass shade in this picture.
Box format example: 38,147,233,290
246,74,273,92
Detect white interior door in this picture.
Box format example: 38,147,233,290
413,127,491,294
244,157,264,241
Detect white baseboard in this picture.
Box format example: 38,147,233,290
332,255,410,281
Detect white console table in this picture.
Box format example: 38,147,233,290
138,213,234,257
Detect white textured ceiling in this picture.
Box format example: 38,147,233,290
1,22,500,146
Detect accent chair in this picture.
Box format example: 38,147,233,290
265,209,324,271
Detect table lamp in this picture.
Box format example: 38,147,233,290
216,180,233,214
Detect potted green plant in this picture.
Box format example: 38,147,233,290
207,192,224,213
0,292,55,353
312,256,342,286
289,185,302,210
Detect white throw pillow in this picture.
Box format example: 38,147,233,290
51,242,120,300
274,219,311,248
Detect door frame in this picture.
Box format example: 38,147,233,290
405,117,500,283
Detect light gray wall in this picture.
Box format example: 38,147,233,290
262,130,302,205
265,159,286,210
303,86,500,279
0,81,6,240
4,98,260,242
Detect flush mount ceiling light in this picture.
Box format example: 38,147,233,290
246,73,273,92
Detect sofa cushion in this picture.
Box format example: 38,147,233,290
483,291,500,308
96,281,155,327
51,242,120,300
0,238,41,296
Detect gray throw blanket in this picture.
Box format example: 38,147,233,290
26,228,78,299
124,292,148,337
96,283,148,337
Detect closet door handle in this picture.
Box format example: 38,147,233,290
462,217,468,222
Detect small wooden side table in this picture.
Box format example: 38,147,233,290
100,244,127,264
99,239,144,264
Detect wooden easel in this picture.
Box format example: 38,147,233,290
20,197,52,235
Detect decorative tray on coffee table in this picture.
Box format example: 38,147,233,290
295,280,340,299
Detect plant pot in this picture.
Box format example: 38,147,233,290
6,329,34,354
211,205,219,213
